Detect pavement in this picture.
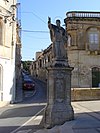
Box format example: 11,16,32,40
0,100,100,133
33,100,100,133
0,101,9,107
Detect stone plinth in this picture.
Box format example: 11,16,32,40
43,66,74,128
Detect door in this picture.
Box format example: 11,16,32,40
92,67,100,87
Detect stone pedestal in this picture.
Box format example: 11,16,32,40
43,66,74,128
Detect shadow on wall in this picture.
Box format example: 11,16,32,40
10,74,23,103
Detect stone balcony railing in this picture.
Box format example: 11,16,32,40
66,11,100,18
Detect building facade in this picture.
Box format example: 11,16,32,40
0,0,21,102
30,11,100,88
65,11,100,88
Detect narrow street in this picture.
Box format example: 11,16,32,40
0,78,47,133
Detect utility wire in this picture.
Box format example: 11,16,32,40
22,34,49,39
22,29,49,33
21,11,47,25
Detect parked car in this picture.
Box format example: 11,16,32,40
23,76,31,81
23,79,35,90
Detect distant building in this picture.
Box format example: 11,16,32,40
30,11,100,88
0,0,22,102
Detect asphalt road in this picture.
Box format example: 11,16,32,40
0,78,47,133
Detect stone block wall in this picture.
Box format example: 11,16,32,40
71,88,100,101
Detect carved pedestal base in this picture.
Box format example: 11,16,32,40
43,67,74,128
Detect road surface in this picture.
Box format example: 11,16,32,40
0,78,47,133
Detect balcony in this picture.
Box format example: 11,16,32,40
66,11,100,18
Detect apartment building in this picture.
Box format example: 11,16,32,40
0,0,21,102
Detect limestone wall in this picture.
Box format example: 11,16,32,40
68,50,100,88
71,88,100,101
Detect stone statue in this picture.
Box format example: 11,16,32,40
48,17,67,60
43,17,74,128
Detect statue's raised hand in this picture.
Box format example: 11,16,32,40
48,16,51,23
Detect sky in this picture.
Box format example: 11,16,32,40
17,0,100,61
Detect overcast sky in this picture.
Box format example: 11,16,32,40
18,0,100,61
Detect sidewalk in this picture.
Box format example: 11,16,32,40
33,100,100,133
0,101,9,107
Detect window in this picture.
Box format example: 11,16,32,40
67,34,72,46
0,20,3,45
88,28,99,51
0,65,3,91
0,65,3,101
89,33,98,44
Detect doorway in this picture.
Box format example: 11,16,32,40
92,67,100,87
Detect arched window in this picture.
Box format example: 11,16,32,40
0,19,3,45
0,65,3,91
87,28,99,51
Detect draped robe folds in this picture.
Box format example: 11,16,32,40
48,23,67,60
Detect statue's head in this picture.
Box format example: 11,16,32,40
56,19,61,27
